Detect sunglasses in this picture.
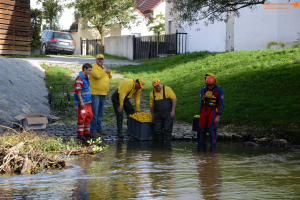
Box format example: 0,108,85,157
97,58,104,60
206,84,214,87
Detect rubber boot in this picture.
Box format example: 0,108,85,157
116,113,124,138
156,134,164,148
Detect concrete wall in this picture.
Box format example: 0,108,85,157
234,0,300,50
105,35,135,60
165,1,178,34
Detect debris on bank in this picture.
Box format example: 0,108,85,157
0,124,100,175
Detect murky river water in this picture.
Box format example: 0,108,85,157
1,141,300,199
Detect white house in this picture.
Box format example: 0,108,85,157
174,0,300,52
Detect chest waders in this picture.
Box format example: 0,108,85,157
153,86,173,142
111,80,136,137
198,87,219,146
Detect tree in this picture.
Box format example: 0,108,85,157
68,0,138,50
146,13,165,34
30,9,43,49
166,0,266,28
38,0,63,30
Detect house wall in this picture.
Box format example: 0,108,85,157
165,1,177,34
180,19,227,52
121,9,154,36
105,35,135,60
234,0,300,50
152,1,166,34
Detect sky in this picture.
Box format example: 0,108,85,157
30,0,75,30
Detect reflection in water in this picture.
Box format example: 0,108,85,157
196,144,221,200
1,142,300,199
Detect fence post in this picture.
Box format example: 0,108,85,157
95,39,97,55
175,30,178,55
133,36,136,60
86,39,89,55
157,32,159,58
80,37,82,55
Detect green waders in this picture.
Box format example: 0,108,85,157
111,89,135,137
153,86,173,142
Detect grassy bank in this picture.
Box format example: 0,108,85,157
111,48,300,136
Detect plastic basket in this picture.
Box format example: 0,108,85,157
127,116,156,140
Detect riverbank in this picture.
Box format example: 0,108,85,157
37,54,300,146
111,48,300,143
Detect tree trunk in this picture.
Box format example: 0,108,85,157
96,25,106,53
50,18,53,30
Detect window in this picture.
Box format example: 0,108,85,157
41,32,47,38
53,32,74,40
168,21,172,34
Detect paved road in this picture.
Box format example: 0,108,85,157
20,55,141,66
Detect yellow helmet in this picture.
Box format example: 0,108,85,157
205,73,215,81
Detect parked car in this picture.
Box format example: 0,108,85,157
40,30,76,55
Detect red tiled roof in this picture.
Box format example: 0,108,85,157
136,0,163,13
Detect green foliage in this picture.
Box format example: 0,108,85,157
38,0,63,30
112,48,300,129
51,17,61,31
30,9,43,49
67,0,138,47
166,0,265,28
41,64,74,90
267,41,278,49
87,138,106,152
146,13,165,34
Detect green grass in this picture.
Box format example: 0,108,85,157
57,53,128,60
41,63,76,115
111,48,300,131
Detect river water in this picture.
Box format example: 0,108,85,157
1,141,300,199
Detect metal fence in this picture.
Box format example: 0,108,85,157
80,38,102,55
133,32,187,60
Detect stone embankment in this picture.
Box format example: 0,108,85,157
0,57,50,123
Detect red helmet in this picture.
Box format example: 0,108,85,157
206,76,216,86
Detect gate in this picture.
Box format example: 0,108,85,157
133,32,187,60
80,37,102,55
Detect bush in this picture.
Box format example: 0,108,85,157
30,9,43,49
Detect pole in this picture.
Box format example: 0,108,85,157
157,32,159,57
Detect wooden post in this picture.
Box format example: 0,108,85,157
95,39,98,54
175,30,178,55
86,39,89,55
157,32,160,58
80,37,82,55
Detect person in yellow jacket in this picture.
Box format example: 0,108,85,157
150,78,177,143
111,78,146,138
89,54,112,136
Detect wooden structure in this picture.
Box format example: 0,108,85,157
0,0,31,56
80,38,102,55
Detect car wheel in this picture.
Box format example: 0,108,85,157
42,44,49,55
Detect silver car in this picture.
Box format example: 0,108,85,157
40,30,76,55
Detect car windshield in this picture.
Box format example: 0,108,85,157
53,32,73,40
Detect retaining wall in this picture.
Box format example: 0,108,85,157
105,35,134,60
